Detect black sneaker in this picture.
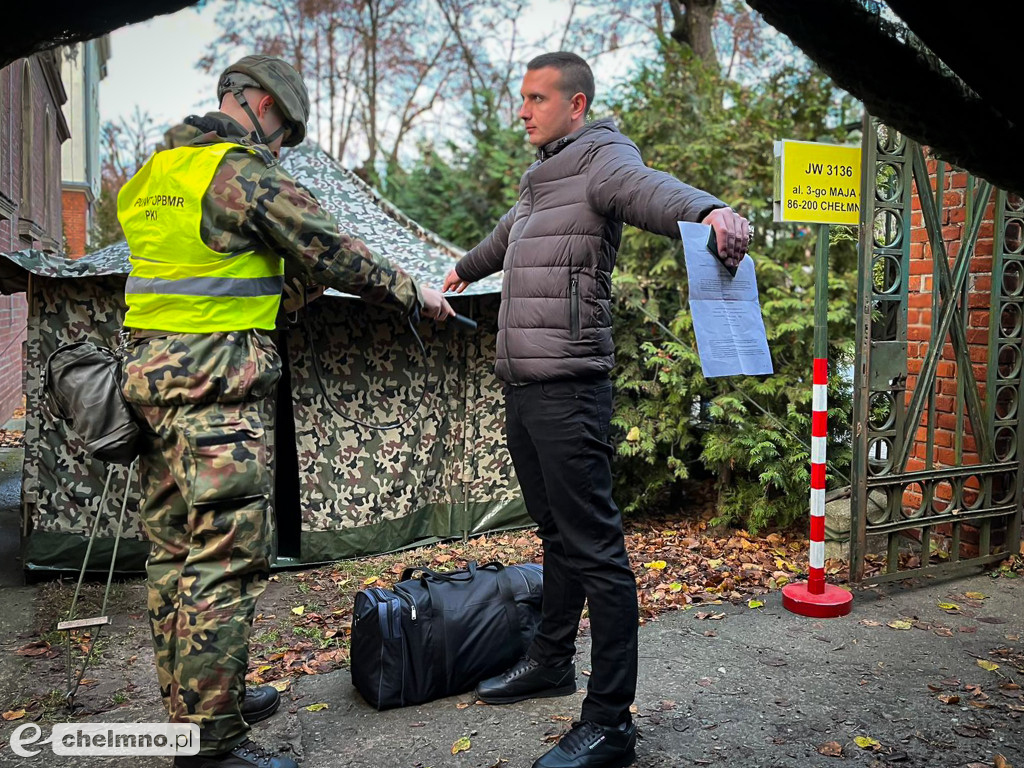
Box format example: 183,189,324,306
476,656,577,704
242,685,281,725
532,719,637,768
173,738,298,768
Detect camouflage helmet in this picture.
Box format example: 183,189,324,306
218,55,310,147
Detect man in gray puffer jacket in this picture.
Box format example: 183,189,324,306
443,51,749,768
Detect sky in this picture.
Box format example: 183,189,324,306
98,0,643,152
99,2,230,129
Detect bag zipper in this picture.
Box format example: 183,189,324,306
394,586,418,621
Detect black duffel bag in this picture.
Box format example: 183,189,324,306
350,560,543,710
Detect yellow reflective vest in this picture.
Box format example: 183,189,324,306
117,143,285,332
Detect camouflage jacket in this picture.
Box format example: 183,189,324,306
122,114,423,408
158,112,422,314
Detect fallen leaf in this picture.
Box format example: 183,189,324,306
552,714,573,721
965,592,987,600
669,582,683,593
747,599,764,609
267,679,292,692
933,627,953,637
977,660,1000,672
304,703,329,712
977,616,1007,624
644,560,667,570
660,700,676,711
817,741,843,757
456,702,470,710
937,602,960,611
14,641,50,657
860,619,882,627
937,694,960,705
2,710,26,721
363,576,378,586
291,606,305,616
451,737,471,755
887,620,912,630
994,755,1011,768
854,735,881,750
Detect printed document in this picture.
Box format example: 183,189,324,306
678,221,773,378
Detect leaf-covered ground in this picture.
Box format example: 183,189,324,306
244,484,837,687
6,479,1024,729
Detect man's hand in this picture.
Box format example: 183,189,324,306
702,207,751,270
282,277,326,313
442,268,471,294
420,286,456,321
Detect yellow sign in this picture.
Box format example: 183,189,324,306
773,140,862,225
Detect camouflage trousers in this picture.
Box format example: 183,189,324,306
135,397,273,755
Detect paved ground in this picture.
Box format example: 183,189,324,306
1,441,1022,767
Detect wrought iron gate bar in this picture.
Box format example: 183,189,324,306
863,461,1016,483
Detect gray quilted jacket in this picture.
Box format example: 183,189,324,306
455,118,725,383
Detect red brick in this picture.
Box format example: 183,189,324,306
62,189,89,258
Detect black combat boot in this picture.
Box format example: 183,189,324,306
241,685,281,725
173,738,298,768
532,719,637,768
475,655,576,704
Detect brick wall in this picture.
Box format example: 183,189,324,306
62,188,88,257
0,295,27,424
0,53,67,424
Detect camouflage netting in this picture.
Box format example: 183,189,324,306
1,142,524,573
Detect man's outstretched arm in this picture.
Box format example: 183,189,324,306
586,142,749,268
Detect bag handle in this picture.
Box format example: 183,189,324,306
400,560,506,583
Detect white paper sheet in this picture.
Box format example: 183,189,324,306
678,221,774,378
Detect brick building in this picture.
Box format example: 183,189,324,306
61,38,110,258
0,51,69,425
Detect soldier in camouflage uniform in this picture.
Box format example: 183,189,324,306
118,56,454,768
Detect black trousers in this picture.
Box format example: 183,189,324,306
505,377,638,727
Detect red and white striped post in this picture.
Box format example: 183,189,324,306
782,224,853,618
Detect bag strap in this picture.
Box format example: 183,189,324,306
401,560,493,583
494,565,523,651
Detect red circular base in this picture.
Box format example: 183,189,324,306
782,581,853,618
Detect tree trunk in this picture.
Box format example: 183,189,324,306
668,0,718,70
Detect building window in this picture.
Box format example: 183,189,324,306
20,60,33,219
44,107,52,234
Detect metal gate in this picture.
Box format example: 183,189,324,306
851,118,1023,583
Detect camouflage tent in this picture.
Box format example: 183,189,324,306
0,142,526,573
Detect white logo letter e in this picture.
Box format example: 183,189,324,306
10,723,47,757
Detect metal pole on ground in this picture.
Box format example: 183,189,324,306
782,224,853,618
